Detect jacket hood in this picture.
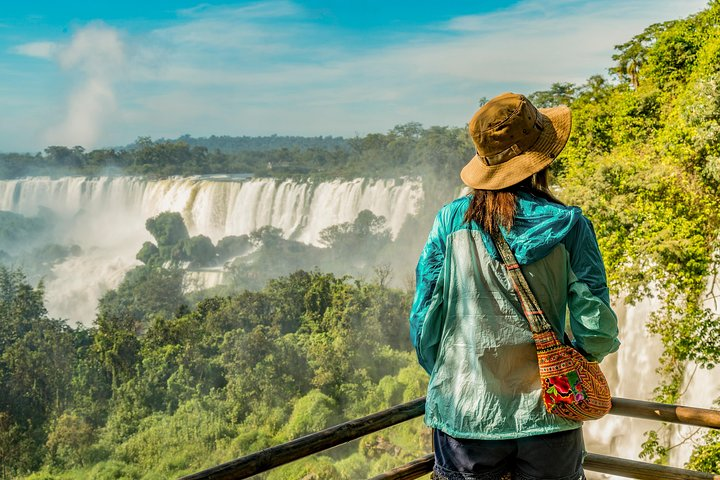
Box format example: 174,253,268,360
478,191,582,265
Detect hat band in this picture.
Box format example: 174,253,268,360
478,116,546,166
480,144,521,166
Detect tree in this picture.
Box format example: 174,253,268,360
611,22,672,88
181,235,216,267
46,412,96,468
136,241,160,266
390,122,423,139
44,146,86,169
528,82,577,108
281,390,340,440
145,212,189,250
318,210,390,272
98,265,186,324
249,226,284,249
0,412,34,478
93,312,141,389
216,235,252,262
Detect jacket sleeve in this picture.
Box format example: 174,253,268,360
564,216,620,363
409,210,446,374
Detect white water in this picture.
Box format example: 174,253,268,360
0,175,423,323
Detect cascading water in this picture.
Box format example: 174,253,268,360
0,175,423,323
0,175,422,244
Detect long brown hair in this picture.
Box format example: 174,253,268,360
463,168,563,234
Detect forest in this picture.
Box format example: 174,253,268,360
2,2,720,478
0,126,467,180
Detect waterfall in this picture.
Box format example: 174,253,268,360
0,175,423,323
0,175,422,244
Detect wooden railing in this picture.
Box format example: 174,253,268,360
180,397,720,480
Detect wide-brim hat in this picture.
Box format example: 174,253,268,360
461,92,572,190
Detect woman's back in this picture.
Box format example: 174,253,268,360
412,192,619,439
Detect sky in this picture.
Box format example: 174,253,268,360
0,0,710,152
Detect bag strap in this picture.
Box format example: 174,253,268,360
490,230,553,334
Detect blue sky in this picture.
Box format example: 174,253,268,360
0,0,709,152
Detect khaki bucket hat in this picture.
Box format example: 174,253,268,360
461,92,572,190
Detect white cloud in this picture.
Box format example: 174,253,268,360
57,23,124,74
12,41,57,59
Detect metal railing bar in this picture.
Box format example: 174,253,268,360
178,398,426,480
181,396,720,480
368,453,720,480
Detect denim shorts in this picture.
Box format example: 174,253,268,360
432,428,586,480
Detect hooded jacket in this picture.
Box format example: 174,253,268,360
409,192,620,440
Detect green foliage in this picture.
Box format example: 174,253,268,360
687,430,720,473
319,209,391,268
181,235,216,267
135,242,159,266
113,397,237,476
86,460,142,480
215,235,251,262
138,213,228,269
2,264,421,479
145,212,189,249
45,413,96,468
98,266,186,323
0,267,82,478
0,412,36,478
528,82,577,107
0,211,46,253
611,22,672,88
266,456,342,480
281,390,341,440
640,429,669,464
175,133,348,153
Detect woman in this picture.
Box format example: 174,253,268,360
409,92,620,480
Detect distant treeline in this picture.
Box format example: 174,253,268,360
0,124,473,180
170,133,349,153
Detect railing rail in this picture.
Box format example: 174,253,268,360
179,398,425,480
180,397,720,480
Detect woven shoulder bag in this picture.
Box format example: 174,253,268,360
492,231,612,421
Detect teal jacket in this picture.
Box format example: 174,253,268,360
409,192,620,439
